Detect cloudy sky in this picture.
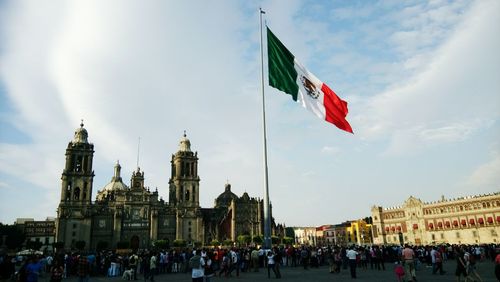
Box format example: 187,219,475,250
0,0,499,227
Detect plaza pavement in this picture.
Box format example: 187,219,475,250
36,260,498,282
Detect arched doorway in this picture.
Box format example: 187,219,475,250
130,235,140,250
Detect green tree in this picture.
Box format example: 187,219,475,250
210,239,220,247
173,239,186,248
252,235,263,245
96,241,109,251
0,223,26,250
282,237,294,245
237,235,251,246
153,240,168,250
52,242,65,253
26,240,43,251
116,241,130,249
75,240,86,251
271,235,280,245
222,239,233,247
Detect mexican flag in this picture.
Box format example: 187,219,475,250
267,27,353,134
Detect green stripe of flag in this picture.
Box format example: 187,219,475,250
267,27,299,101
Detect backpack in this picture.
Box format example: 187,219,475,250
189,255,201,269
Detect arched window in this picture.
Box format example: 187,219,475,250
74,187,80,200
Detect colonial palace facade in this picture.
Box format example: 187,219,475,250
371,194,500,245
56,123,280,250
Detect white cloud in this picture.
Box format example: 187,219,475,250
321,146,340,155
466,151,500,189
354,0,500,155
0,0,498,226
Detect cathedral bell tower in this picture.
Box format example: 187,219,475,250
56,121,95,250
168,132,203,243
168,132,200,208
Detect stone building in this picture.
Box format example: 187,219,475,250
56,123,279,250
371,194,500,245
24,218,56,252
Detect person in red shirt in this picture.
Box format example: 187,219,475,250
494,250,500,281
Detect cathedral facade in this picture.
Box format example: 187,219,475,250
56,123,277,250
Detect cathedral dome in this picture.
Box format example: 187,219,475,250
73,121,89,144
97,161,129,200
215,183,238,208
178,131,191,152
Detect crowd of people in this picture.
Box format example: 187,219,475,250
0,243,499,281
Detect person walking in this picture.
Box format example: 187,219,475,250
203,253,214,282
148,253,156,282
266,250,280,279
402,244,416,282
346,246,359,279
189,250,204,282
76,254,90,282
455,249,468,282
431,246,445,275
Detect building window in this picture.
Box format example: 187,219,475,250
473,231,478,237
73,223,77,229
431,234,435,240
440,233,444,239
456,232,460,239
72,231,76,237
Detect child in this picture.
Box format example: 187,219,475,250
394,261,405,282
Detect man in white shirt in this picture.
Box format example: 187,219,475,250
190,249,205,282
346,246,358,278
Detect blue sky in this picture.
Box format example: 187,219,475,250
0,0,499,226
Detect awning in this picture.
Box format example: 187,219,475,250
428,223,434,229
453,220,458,226
461,219,466,225
413,224,418,230
487,217,493,223
478,218,484,224
445,221,451,227
437,222,443,228
469,218,475,225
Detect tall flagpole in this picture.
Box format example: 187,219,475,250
259,7,272,249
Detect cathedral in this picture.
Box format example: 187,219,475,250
56,122,280,250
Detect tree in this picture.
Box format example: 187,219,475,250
252,235,263,245
26,240,43,251
271,236,280,245
210,239,220,247
75,240,86,251
116,241,130,249
222,239,233,247
237,235,251,246
153,240,168,250
52,242,65,253
0,223,25,250
172,239,186,248
282,237,294,245
96,241,108,251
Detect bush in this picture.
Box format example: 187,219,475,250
116,241,130,249
75,240,86,251
173,239,186,248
